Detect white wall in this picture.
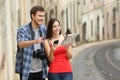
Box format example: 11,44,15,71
82,9,104,41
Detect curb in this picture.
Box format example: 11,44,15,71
72,39,120,59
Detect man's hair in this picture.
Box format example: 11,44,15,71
30,5,45,19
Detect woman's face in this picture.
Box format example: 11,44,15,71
52,21,61,35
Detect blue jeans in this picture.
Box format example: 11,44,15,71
19,71,45,80
48,72,73,80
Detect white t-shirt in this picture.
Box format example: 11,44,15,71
30,29,42,73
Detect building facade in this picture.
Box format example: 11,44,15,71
80,0,104,42
104,0,120,39
80,0,120,42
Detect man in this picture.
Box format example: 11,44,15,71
15,5,47,80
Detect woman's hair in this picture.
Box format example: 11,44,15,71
46,18,61,39
66,28,71,35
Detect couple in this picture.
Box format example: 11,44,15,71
15,5,73,80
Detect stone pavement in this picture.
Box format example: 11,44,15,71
71,39,120,80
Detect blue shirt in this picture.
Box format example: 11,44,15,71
15,23,47,80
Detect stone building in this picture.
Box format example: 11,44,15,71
80,0,105,42
80,0,120,42
104,0,120,39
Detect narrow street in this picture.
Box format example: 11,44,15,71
71,39,120,80
94,42,120,80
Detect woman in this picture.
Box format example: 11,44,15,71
65,28,71,36
44,18,73,80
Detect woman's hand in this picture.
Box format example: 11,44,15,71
65,43,72,59
48,42,59,62
51,43,58,52
65,43,71,51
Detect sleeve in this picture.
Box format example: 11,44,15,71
41,25,47,36
44,27,47,36
17,27,26,43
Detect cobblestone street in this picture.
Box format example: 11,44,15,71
71,39,120,80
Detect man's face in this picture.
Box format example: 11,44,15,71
32,11,45,25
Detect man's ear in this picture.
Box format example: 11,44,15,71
31,14,35,19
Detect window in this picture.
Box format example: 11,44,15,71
50,9,54,19
113,7,116,21
55,6,57,18
91,20,93,36
107,12,109,24
83,0,86,5
91,0,93,3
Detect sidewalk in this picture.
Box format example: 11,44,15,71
72,39,120,58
